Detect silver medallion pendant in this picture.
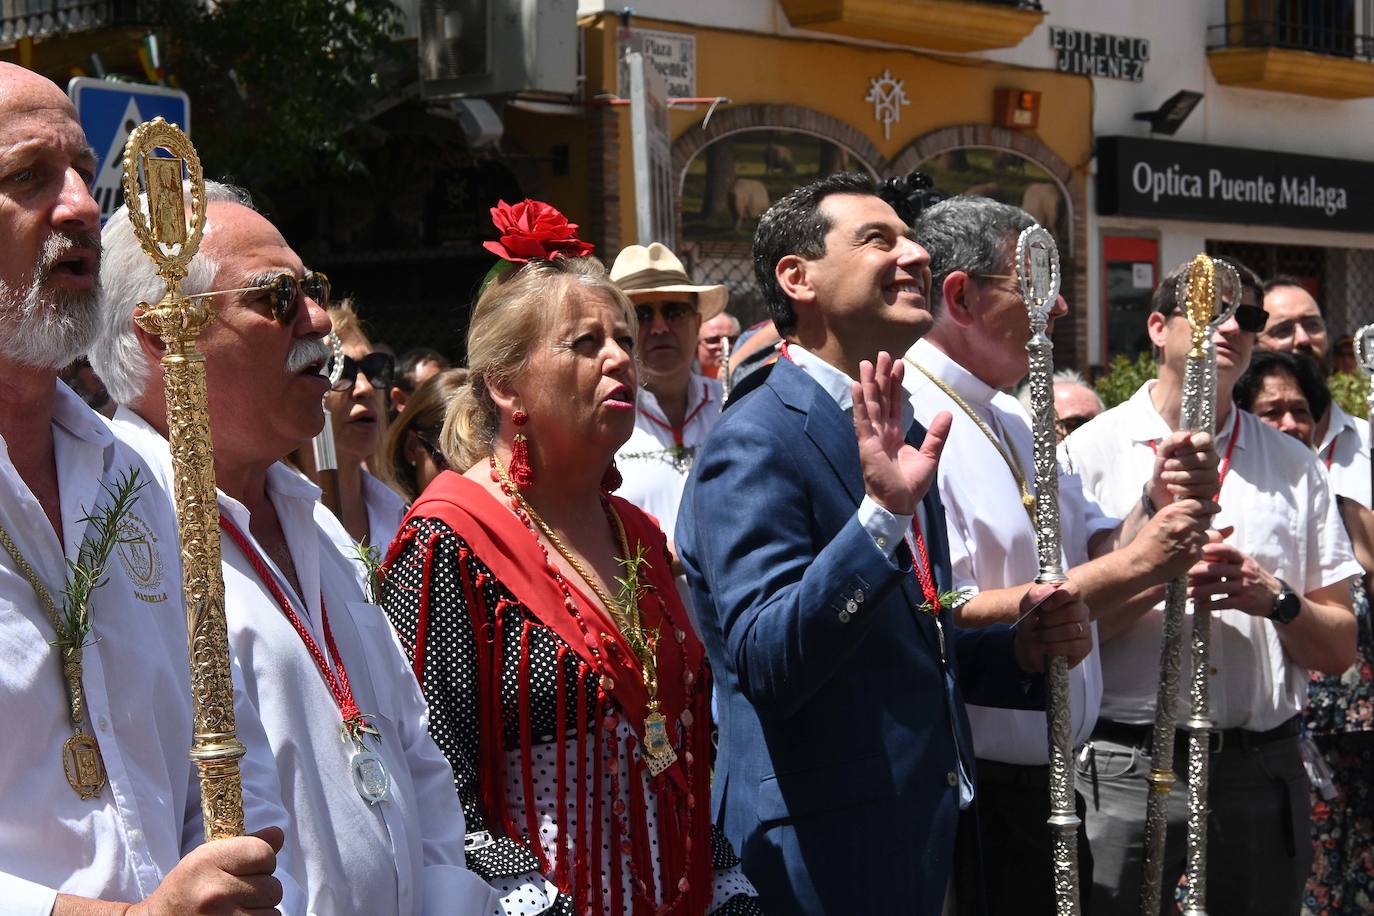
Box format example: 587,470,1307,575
351,749,391,805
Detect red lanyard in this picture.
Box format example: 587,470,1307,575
910,514,941,613
1324,433,1338,470
1149,409,1241,501
640,383,711,448
219,515,370,739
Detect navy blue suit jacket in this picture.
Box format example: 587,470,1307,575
677,357,1040,916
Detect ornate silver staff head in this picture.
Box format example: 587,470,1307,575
325,331,346,388
1209,258,1242,335
1015,225,1061,334
1354,322,1374,376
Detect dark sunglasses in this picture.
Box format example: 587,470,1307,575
192,271,331,325
1163,301,1267,334
634,300,698,326
332,351,395,392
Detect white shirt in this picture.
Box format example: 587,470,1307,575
1,384,301,916
363,470,408,557
1062,381,1361,731
1319,402,1372,510
905,340,1111,763
111,408,498,916
615,374,722,538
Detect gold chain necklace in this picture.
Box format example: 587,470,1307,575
491,456,677,773
0,522,107,798
905,357,1037,524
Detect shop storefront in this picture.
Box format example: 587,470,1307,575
1094,136,1374,363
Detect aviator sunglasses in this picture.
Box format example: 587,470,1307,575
190,271,332,325
331,352,396,393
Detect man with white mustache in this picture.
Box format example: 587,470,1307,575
89,182,499,915
0,63,302,915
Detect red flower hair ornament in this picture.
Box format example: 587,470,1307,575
482,199,595,263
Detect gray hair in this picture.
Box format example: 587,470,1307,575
90,180,255,407
915,196,1036,314
1016,368,1104,415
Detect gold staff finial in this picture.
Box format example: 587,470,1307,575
1179,254,1218,360
122,117,245,840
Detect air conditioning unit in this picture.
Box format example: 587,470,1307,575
418,0,577,98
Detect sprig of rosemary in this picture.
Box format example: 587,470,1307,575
920,587,973,617
612,542,660,669
57,469,147,653
352,539,384,604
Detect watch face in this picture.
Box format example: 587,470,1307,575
1271,587,1300,624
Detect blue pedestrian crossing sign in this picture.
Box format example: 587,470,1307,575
67,78,191,224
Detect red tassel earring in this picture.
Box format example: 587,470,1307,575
510,409,533,488
600,460,622,493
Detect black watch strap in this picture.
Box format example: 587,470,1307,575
1268,580,1301,625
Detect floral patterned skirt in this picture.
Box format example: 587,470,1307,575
1303,731,1374,916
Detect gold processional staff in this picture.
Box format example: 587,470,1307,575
1138,255,1235,916
122,118,244,839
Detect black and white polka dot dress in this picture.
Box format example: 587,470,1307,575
383,515,761,916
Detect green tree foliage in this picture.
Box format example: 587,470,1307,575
150,0,404,199
1094,352,1157,410
1329,371,1370,419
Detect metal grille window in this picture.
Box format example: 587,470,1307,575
681,241,766,328
1206,240,1374,337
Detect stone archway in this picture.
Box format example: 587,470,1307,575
670,104,885,325
893,124,1089,367
670,103,885,185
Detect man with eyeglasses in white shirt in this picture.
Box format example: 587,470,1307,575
0,62,304,916
90,183,498,916
906,196,1220,915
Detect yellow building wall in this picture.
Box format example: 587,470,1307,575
580,14,1093,248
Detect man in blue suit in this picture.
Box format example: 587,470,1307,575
676,173,1093,915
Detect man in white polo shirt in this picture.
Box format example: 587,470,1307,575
1062,260,1359,916
908,197,1220,915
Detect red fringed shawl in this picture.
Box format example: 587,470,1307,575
382,471,714,915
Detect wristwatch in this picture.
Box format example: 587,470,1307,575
1269,580,1301,625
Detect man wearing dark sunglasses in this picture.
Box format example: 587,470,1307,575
1062,257,1358,916
608,242,729,540
90,182,497,916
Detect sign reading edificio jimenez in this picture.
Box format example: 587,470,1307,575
1096,136,1371,232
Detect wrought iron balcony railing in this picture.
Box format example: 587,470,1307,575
1208,0,1374,63
0,0,146,44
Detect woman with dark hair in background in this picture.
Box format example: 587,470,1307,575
1236,350,1374,916
378,368,467,504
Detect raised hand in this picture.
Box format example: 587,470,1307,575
127,826,284,915
852,352,952,517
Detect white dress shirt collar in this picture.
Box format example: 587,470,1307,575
1126,380,1243,454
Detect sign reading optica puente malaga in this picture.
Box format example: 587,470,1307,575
1096,135,1372,232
